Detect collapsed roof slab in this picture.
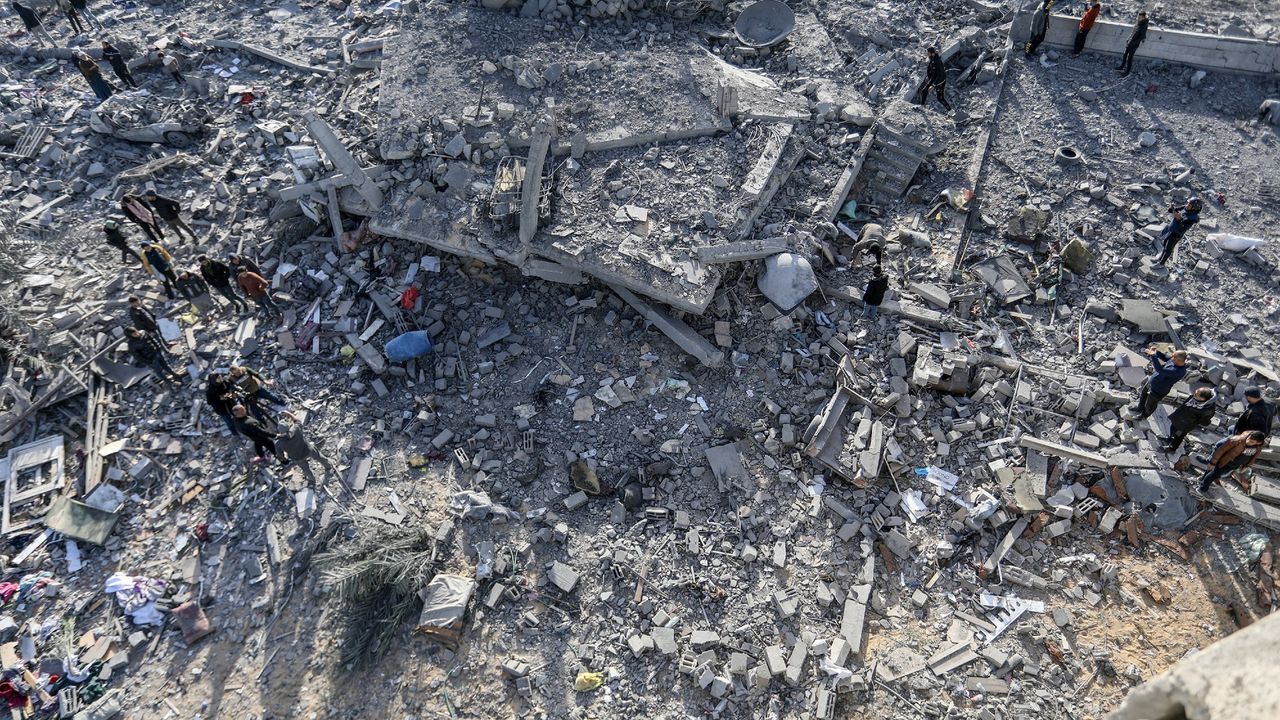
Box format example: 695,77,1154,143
378,6,728,161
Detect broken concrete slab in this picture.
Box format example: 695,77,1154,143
757,253,817,313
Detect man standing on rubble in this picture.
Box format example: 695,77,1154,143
1117,10,1148,76
157,49,185,85
125,327,183,383
56,0,83,35
276,410,338,482
919,47,952,112
227,254,262,278
1126,347,1187,420
128,296,162,341
1197,430,1266,495
140,242,179,299
1164,387,1216,453
143,189,198,243
103,219,141,265
1072,1,1101,57
1025,0,1054,56
862,265,889,320
237,268,280,316
1154,197,1202,265
70,0,101,30
198,255,248,312
1234,388,1274,436
101,41,138,89
205,373,240,437
121,193,164,242
230,404,283,465
11,2,54,48
73,50,112,102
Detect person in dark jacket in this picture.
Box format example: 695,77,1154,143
127,295,161,340
1127,348,1188,420
918,46,952,111
143,189,197,242
1164,387,1215,452
101,41,137,89
1118,11,1148,75
1234,388,1274,436
57,0,83,34
1197,431,1266,494
1073,1,1101,56
205,373,240,437
121,193,164,242
73,50,112,102
70,0,101,29
227,254,262,279
11,2,54,47
862,265,889,320
175,270,215,313
125,327,182,383
1025,0,1054,56
103,219,141,265
231,404,283,464
1155,197,1202,265
198,255,249,311
141,242,178,299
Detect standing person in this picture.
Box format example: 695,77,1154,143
143,189,197,242
70,0,101,29
73,51,112,102
125,327,183,383
1164,387,1216,453
157,49,185,85
229,365,287,408
1126,347,1188,420
56,0,83,34
1154,197,1202,265
103,219,142,265
205,373,240,437
227,254,262,279
101,41,138,89
11,2,54,48
231,405,283,465
1025,0,1054,56
1197,431,1266,494
1117,11,1148,75
121,193,164,242
918,46,952,112
237,269,280,315
275,410,338,481
127,296,162,341
140,242,179,299
862,265,889,320
1234,388,1274,436
198,255,249,311
1072,1,1101,56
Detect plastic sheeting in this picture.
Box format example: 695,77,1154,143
415,574,475,639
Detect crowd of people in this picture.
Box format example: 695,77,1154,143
10,0,187,104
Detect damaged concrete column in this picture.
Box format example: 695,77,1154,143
1107,611,1280,720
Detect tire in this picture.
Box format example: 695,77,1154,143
163,131,191,147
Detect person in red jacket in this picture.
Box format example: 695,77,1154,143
237,268,280,315
1073,1,1101,56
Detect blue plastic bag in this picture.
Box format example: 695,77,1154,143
384,331,433,362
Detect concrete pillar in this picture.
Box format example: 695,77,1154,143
1107,612,1280,720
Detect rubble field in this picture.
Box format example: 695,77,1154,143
1,0,1279,719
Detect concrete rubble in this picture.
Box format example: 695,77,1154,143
0,0,1279,717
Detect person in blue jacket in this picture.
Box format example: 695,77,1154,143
1127,347,1188,420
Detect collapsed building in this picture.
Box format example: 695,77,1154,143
0,0,1279,718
